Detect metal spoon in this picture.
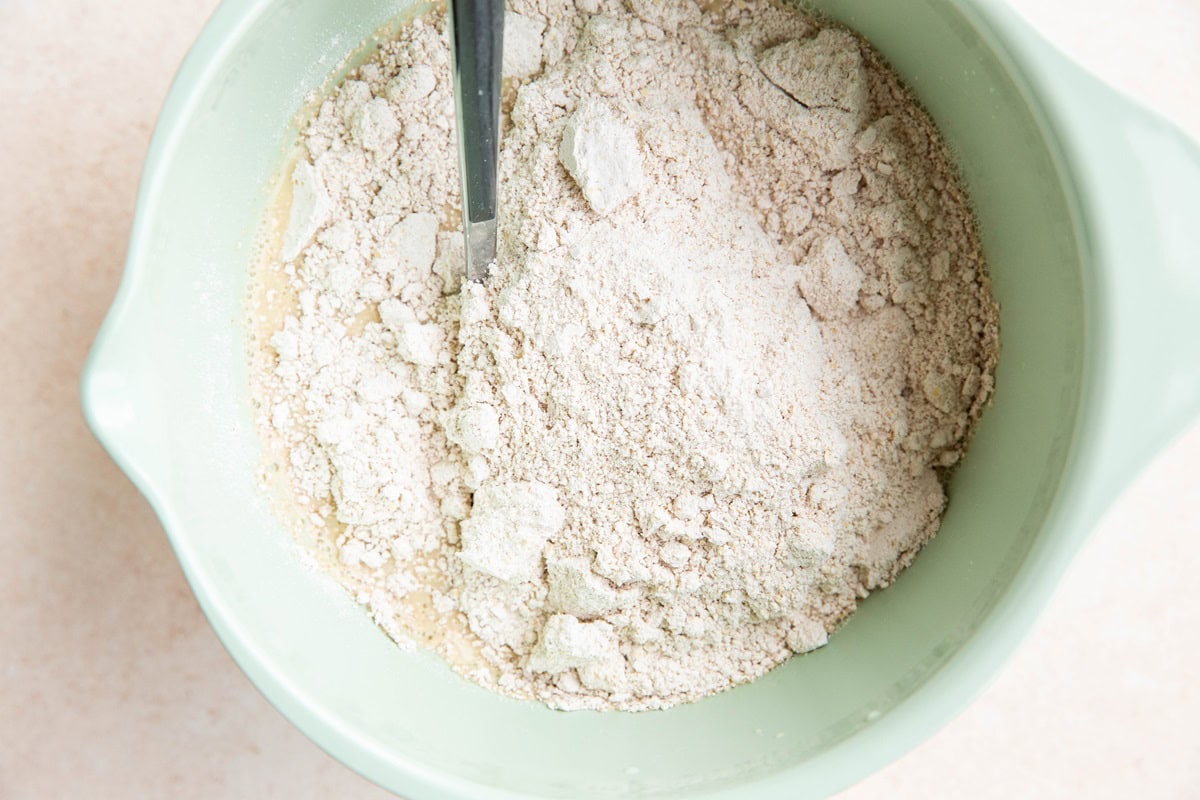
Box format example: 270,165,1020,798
448,0,504,283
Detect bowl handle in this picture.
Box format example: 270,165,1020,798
81,298,169,501
996,8,1200,508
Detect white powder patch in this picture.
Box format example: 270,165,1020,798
377,212,439,292
558,99,645,215
759,29,869,120
798,236,864,319
459,481,565,583
281,160,332,262
386,63,437,102
503,11,546,79
252,0,999,712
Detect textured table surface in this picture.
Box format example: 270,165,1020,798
1,1,1197,797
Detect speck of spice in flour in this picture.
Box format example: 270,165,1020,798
249,0,999,711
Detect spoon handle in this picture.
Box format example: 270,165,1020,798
448,0,504,282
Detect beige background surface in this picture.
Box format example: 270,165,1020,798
1,1,1197,797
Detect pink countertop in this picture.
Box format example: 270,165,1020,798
1,1,1197,797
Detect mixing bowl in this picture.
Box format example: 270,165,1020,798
81,0,1200,797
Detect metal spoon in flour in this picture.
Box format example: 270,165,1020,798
448,0,504,283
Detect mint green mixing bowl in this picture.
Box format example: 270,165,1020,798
81,0,1200,797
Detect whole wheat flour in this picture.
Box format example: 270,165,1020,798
251,0,999,711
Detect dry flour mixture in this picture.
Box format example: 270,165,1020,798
251,0,999,710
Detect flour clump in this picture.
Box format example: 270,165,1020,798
251,0,999,711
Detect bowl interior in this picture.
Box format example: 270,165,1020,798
93,0,1084,796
